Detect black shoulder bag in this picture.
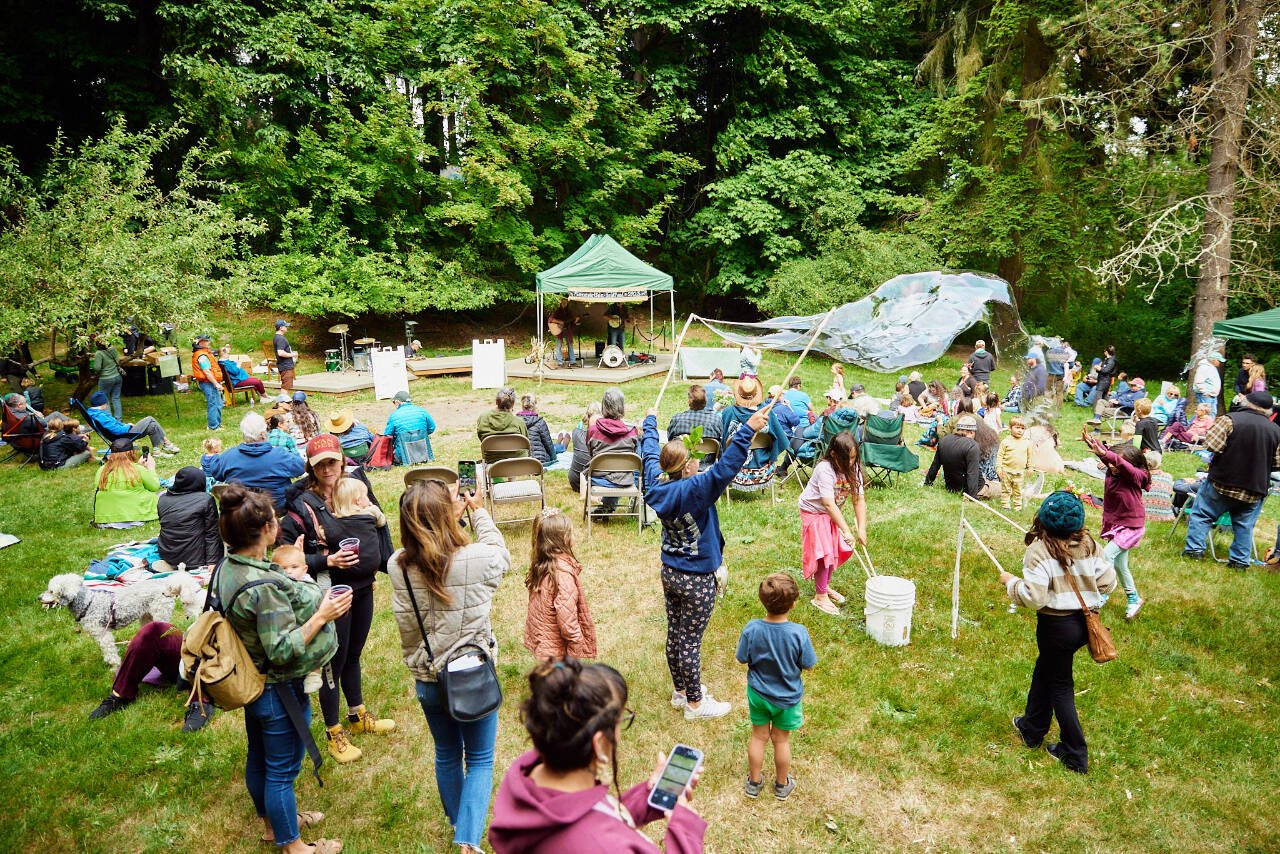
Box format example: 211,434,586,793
401,569,502,722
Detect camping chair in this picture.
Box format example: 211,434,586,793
725,432,777,504
818,409,861,456
260,341,279,381
70,398,145,446
1168,494,1260,563
858,412,918,487
1,403,43,469
486,457,546,527
394,427,434,465
776,428,818,489
582,451,644,535
404,466,457,487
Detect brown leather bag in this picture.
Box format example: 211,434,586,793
1063,568,1117,663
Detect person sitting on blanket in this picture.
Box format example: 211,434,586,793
200,411,306,509
40,413,92,470
923,415,999,500
156,465,223,572
84,390,182,457
846,383,881,419
93,438,161,527
87,621,216,732
325,409,376,461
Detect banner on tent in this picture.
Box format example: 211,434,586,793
563,288,650,302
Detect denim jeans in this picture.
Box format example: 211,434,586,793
415,680,498,848
1073,383,1095,407
1195,392,1217,410
606,325,625,349
1184,480,1265,565
198,380,223,429
244,681,308,847
98,375,123,420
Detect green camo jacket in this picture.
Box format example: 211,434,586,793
214,553,336,682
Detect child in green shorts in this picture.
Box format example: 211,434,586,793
735,572,817,800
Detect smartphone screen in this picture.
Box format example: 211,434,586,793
458,460,477,491
647,744,702,812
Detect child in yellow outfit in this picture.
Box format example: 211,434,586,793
997,417,1033,510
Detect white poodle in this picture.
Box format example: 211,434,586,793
39,571,206,668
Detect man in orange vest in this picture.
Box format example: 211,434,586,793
191,333,225,430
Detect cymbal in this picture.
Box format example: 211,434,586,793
328,323,350,334
354,337,376,344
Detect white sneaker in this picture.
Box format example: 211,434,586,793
670,685,709,709
683,696,731,720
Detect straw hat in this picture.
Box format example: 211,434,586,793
325,410,355,434
734,376,764,407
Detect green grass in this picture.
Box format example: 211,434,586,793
3,317,1279,853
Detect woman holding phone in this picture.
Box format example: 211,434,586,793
278,434,395,764
489,657,706,853
389,479,510,854
214,484,349,854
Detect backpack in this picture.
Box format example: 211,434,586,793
181,565,283,711
363,433,394,470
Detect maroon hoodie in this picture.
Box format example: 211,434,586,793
488,750,706,854
586,417,639,487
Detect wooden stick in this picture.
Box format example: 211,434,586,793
851,543,874,580
961,518,1006,574
962,492,1029,534
951,501,965,639
653,313,697,411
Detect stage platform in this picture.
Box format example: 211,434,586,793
407,355,472,377
263,370,419,395
505,353,671,385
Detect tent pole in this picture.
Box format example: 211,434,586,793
649,292,654,356
669,290,675,352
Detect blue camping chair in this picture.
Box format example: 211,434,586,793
71,398,145,446
394,427,434,465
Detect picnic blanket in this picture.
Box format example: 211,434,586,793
83,538,212,593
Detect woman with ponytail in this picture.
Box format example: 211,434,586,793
489,657,707,853
388,479,510,854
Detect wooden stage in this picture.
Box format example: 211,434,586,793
505,353,671,385
263,370,419,395
407,355,472,377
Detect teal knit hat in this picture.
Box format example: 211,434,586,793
1037,490,1085,537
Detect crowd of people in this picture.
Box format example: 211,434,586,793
10,324,1280,854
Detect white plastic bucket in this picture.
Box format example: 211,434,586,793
864,575,916,647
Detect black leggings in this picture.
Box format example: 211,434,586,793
320,584,374,728
1022,612,1088,771
661,566,718,704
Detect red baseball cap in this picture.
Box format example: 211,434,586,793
306,433,344,465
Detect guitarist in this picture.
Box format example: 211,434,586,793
548,302,579,366
604,302,628,350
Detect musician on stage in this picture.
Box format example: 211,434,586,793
604,302,628,350
548,301,579,366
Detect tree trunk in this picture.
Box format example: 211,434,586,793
1191,0,1261,357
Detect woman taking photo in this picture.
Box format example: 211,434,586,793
278,434,395,764
488,657,706,853
999,490,1117,775
92,438,161,528
389,480,510,854
214,484,349,854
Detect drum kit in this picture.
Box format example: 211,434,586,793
546,309,636,370
326,322,399,373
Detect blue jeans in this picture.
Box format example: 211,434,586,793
244,681,308,847
1073,384,1095,407
1184,480,1265,565
606,326,625,349
97,375,123,420
1195,392,1217,410
198,380,223,429
415,680,498,847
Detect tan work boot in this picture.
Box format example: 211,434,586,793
347,704,396,734
326,725,362,763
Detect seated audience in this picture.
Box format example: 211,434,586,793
383,389,436,463
1074,358,1102,407
923,415,998,499
568,401,602,493
93,438,161,526
704,368,730,402
1162,402,1214,447
907,371,926,402
1142,451,1175,523
768,385,804,433
87,621,215,732
84,390,181,456
156,465,222,572
586,388,639,512
326,409,376,461
667,385,721,442
40,414,91,469
782,376,811,418
201,412,306,508
6,391,46,428
982,392,1004,433
846,383,880,419
1002,375,1023,413
1150,383,1181,425
21,376,44,414
517,393,557,466
478,387,531,463
1112,377,1146,412
216,345,266,403
896,392,921,424
289,391,322,441
266,413,298,453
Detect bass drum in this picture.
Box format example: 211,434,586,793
601,346,626,368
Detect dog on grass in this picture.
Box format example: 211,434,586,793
38,571,206,668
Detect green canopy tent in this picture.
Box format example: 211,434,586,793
535,234,675,359
1213,307,1280,345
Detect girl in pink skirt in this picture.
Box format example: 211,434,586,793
797,431,866,615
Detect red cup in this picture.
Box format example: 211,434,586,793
338,537,360,556
329,584,352,599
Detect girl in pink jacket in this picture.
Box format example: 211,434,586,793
523,509,597,660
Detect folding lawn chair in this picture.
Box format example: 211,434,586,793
1168,494,1259,563
725,432,778,504
486,457,546,527
582,451,644,535
776,426,817,489
858,412,919,488
394,426,434,465
70,397,145,446
1,403,43,469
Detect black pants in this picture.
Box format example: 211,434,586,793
1023,612,1089,771
661,566,718,704
319,584,374,727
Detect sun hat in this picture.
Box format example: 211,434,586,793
824,386,843,401
89,391,108,406
291,391,307,403
1246,390,1274,409
955,415,978,431
392,390,411,403
1037,490,1085,537
734,376,764,407
306,433,344,465
275,319,290,329
325,410,355,434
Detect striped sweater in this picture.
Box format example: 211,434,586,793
1006,538,1117,615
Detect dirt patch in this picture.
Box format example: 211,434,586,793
322,390,594,436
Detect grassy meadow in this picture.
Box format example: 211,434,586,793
1,315,1278,853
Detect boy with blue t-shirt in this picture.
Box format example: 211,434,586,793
736,572,817,800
